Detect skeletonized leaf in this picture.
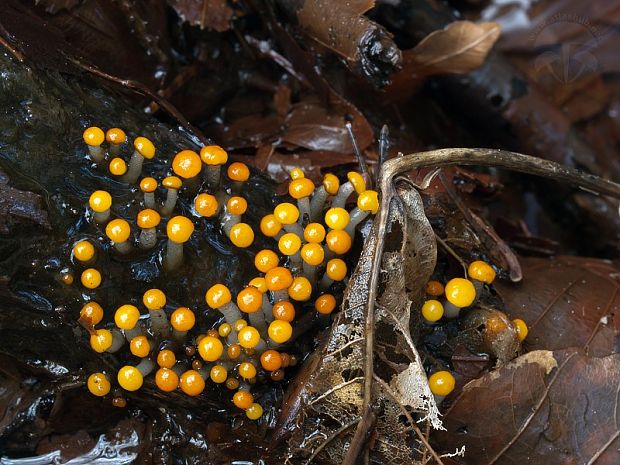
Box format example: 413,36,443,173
274,178,438,464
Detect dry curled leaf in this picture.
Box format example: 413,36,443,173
274,177,439,464
388,21,500,97
495,256,620,357
434,349,620,465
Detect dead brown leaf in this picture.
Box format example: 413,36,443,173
495,256,620,357
387,21,500,98
0,168,50,233
168,0,233,31
434,349,620,465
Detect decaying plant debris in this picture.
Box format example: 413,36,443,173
1,1,620,464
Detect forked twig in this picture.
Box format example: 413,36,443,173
345,148,620,464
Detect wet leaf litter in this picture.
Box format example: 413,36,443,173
1,0,620,464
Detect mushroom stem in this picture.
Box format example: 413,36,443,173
161,189,178,217
443,302,461,319
136,358,156,377
303,262,317,284
88,146,106,163
344,208,370,236
123,151,145,184
113,241,133,254
144,192,156,210
172,329,188,345
288,252,302,273
206,166,221,188
472,280,484,301
108,144,121,157
283,223,304,236
93,210,110,224
124,326,143,342
262,294,274,323
330,182,355,209
149,309,171,339
139,228,157,249
319,274,334,291
272,290,288,304
163,240,184,271
222,215,240,236
108,329,125,353
309,186,329,221
247,312,267,334
219,302,243,325
297,197,310,226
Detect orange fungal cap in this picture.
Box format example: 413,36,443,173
83,127,105,146
133,137,155,159
167,216,194,243
200,145,228,165
173,150,202,179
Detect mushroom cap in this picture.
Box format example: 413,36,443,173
268,320,293,343
130,335,150,358
467,260,496,284
157,349,176,368
272,301,295,322
324,207,350,230
421,300,444,322
171,307,195,332
109,157,127,176
87,373,111,397
133,137,156,159
315,293,337,315
81,268,102,289
326,258,347,281
288,276,312,301
238,361,257,379
246,403,263,420
218,323,232,337
143,288,166,310
106,128,126,145
428,371,455,397
274,202,299,225
227,343,241,360
137,208,161,229
347,171,366,194
301,243,324,266
326,230,352,255
265,266,293,291
444,278,476,308
303,223,326,243
227,196,248,215
167,216,194,243
210,365,228,383
105,218,131,243
73,240,95,262
357,190,379,214
289,168,305,180
118,366,144,391
278,232,302,256
155,368,179,392
114,304,140,330
198,336,224,362
260,350,283,371
425,280,444,297
162,176,182,190
260,214,282,237
248,277,267,293
229,223,254,248
194,193,219,217
90,328,112,353
80,301,104,325
140,177,158,193
238,326,261,348
513,318,528,341
289,178,315,199
83,127,104,146
200,145,228,165
180,370,205,396
254,249,279,273
89,190,112,212
205,284,231,308
233,390,254,409
172,150,202,179
323,173,340,195
237,287,263,313
227,162,250,182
